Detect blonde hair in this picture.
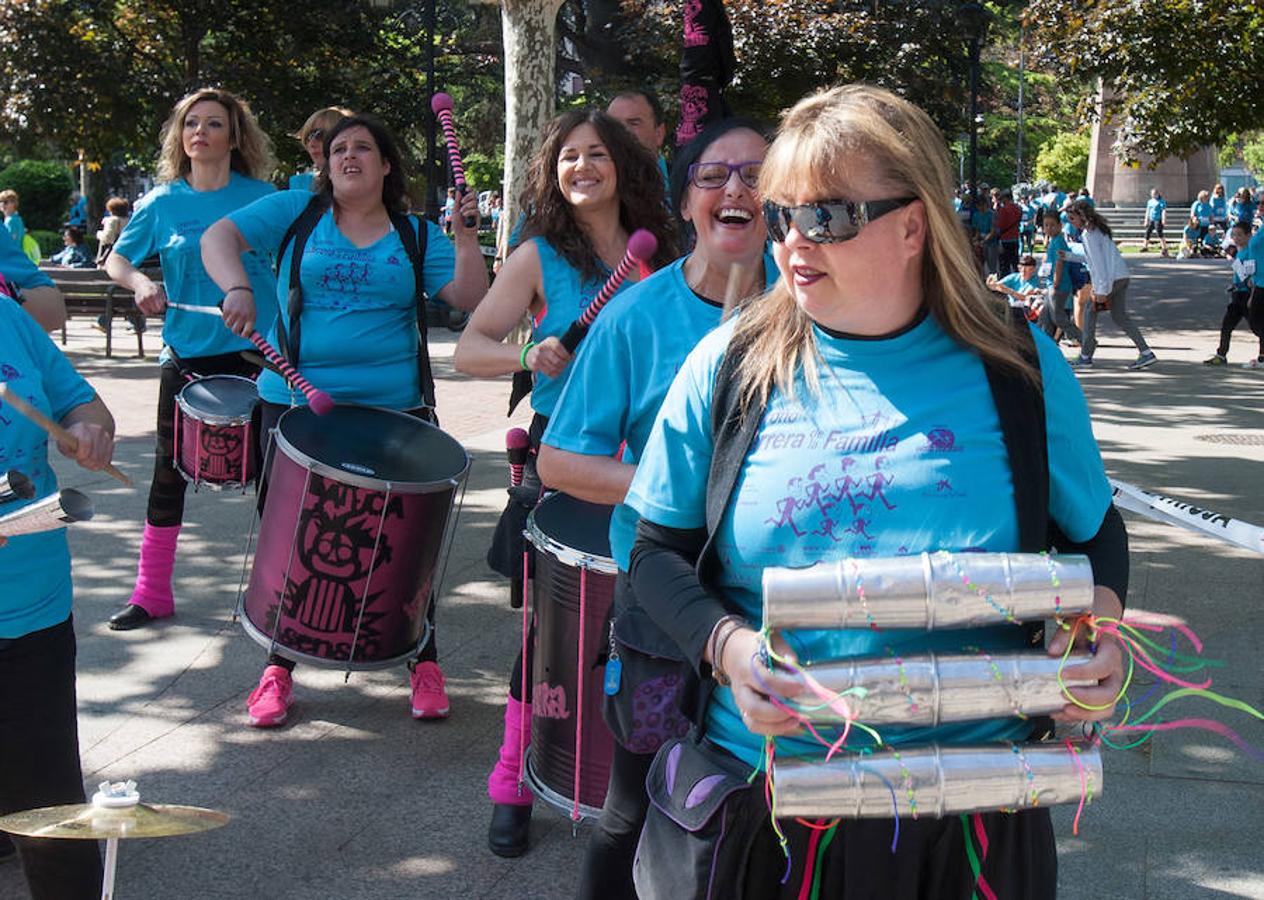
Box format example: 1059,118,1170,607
732,84,1037,409
0,189,17,206
295,106,354,144
156,88,275,183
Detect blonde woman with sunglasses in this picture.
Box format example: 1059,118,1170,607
623,85,1129,899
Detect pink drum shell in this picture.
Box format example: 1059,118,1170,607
242,405,468,670
174,375,258,491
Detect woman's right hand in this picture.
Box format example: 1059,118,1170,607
721,628,803,738
133,279,167,315
221,290,256,338
525,335,572,378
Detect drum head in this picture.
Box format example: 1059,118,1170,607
527,493,615,571
276,405,468,489
177,376,259,424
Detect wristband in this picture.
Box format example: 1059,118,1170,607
224,286,254,296
709,614,745,686
519,341,536,371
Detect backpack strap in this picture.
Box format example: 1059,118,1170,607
274,193,331,365
387,210,437,410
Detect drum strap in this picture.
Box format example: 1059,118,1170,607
274,197,435,410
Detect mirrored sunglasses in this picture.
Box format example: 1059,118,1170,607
762,197,916,244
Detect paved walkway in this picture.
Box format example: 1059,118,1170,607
2,257,1261,899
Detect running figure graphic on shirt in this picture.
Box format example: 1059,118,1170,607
765,454,897,542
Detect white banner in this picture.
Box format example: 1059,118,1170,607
1110,479,1264,557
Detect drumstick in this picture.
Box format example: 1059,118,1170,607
244,333,335,416
166,301,221,315
558,230,658,353
0,384,132,486
430,92,477,228
506,428,530,487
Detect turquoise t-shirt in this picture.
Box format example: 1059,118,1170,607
1184,223,1201,243
1230,244,1254,290
288,172,317,192
998,273,1041,294
4,212,26,246
229,190,454,409
113,173,278,359
0,228,53,290
1211,196,1227,220
1146,197,1167,222
1192,201,1212,227
543,250,777,569
971,208,993,240
626,314,1112,767
0,300,97,638
528,237,632,417
1045,233,1071,293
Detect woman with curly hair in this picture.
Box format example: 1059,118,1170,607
104,87,278,632
453,107,677,859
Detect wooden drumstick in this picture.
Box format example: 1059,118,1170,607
0,384,132,486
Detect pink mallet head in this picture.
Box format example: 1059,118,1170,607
506,427,531,450
430,93,454,115
308,390,335,417
627,229,658,262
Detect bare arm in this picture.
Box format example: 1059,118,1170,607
200,218,257,336
536,446,634,505
453,241,570,378
434,190,489,312
18,285,67,332
105,250,165,314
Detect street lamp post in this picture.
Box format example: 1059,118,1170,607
957,2,990,200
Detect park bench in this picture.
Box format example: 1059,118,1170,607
42,265,161,358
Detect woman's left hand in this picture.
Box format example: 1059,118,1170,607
1049,587,1126,722
58,422,115,472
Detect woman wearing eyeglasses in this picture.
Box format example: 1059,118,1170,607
623,85,1128,898
288,106,352,192
536,117,774,899
452,107,677,859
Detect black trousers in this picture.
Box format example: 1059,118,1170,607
0,618,103,899
1218,288,1264,358
998,240,1021,277
576,744,654,900
147,352,261,527
257,401,437,669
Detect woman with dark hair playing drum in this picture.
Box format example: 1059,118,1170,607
623,85,1129,899
536,117,775,897
203,113,488,728
453,107,677,858
104,87,278,633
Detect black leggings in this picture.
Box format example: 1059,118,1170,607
258,401,437,671
1217,288,1264,359
147,351,261,527
576,744,654,900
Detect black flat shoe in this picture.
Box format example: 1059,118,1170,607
488,803,531,858
108,604,154,631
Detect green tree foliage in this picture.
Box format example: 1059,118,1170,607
1033,130,1089,190
1025,0,1264,162
0,160,75,230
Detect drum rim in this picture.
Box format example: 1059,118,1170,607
524,497,618,575
273,403,470,494
237,604,433,671
176,374,259,426
522,747,603,822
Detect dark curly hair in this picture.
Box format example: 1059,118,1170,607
518,109,678,280
314,114,410,212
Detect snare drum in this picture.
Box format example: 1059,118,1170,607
241,405,469,669
174,375,259,491
523,493,618,821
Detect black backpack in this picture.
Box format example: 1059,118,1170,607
273,194,438,410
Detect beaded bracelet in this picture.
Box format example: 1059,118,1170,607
519,341,537,371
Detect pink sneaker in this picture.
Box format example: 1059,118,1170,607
247,665,293,727
410,661,450,719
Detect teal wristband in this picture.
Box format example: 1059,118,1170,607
519,341,536,371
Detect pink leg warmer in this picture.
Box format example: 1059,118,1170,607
126,523,180,617
487,696,534,806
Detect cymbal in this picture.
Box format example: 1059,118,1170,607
0,803,229,840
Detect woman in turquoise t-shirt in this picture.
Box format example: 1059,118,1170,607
104,87,278,634
623,85,1128,899
208,113,489,729
452,107,678,859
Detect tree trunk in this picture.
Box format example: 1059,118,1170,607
498,0,564,259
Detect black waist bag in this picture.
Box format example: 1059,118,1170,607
602,575,691,755
633,736,764,900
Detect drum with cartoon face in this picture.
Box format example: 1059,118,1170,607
173,375,259,491
241,405,468,669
